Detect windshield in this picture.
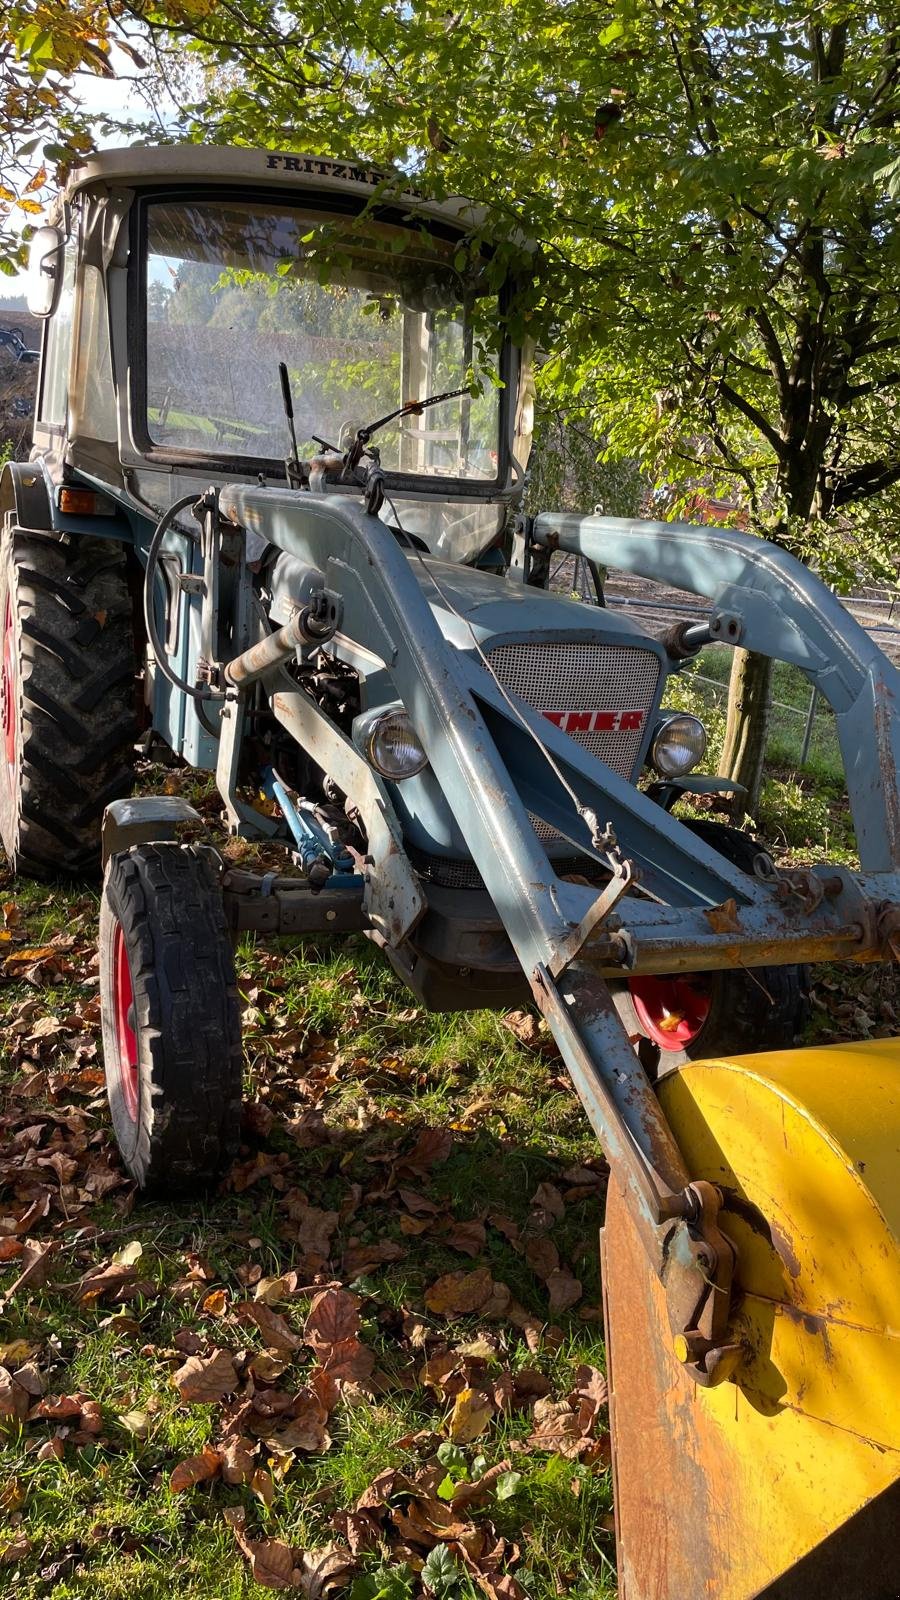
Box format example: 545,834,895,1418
143,200,502,481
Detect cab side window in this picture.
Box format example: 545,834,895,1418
38,245,76,428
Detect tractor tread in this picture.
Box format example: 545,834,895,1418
1,527,138,877
100,843,243,1192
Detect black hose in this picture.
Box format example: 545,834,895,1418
142,492,214,703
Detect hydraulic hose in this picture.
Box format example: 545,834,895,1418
142,492,215,703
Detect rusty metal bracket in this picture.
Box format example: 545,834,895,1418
548,856,636,979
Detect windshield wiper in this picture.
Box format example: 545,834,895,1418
345,385,472,471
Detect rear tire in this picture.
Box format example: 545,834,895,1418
615,820,809,1070
99,843,243,1191
0,525,138,876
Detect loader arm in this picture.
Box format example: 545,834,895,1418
218,485,900,1392
530,511,900,872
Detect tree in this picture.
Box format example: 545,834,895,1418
6,1,900,809
141,0,900,813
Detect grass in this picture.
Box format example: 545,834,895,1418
663,645,858,862
0,840,613,1600
0,671,890,1598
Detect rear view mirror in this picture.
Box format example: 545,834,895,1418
26,226,64,319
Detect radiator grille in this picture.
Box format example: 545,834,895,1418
484,639,661,840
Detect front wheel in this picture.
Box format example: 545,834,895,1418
614,821,809,1071
99,842,243,1191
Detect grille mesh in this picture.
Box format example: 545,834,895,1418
485,640,661,840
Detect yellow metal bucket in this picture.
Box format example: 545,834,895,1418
602,1039,900,1600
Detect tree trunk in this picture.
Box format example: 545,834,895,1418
718,647,774,819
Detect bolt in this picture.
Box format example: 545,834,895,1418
672,1331,711,1364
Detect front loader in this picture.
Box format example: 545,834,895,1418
2,146,897,1598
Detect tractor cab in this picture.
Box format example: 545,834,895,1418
22,147,534,566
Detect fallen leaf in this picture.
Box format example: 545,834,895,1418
0,1531,32,1564
294,1544,356,1599
524,1237,559,1280
425,1267,494,1316
304,1288,360,1348
530,1182,565,1225
546,1268,582,1314
569,1363,608,1434
170,1446,222,1492
238,1300,302,1353
444,1219,487,1256
232,1526,296,1590
318,1336,375,1384
172,1349,239,1404
111,1240,143,1268
220,1434,257,1484
398,1126,453,1176
118,1408,150,1438
34,1393,85,1420
448,1387,494,1443
251,1466,275,1507
451,1460,516,1511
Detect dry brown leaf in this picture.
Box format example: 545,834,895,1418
0,1367,30,1427
546,1268,582,1314
524,1236,559,1281
238,1300,303,1353
33,1392,86,1420
251,1467,276,1508
398,1188,439,1216
170,1446,222,1492
220,1434,257,1484
569,1363,608,1434
0,1531,32,1564
318,1336,375,1384
425,1267,494,1316
448,1386,494,1443
172,1348,239,1404
451,1458,514,1511
264,1391,330,1455
294,1543,356,1599
528,1398,593,1459
304,1288,360,1348
502,1009,542,1046
73,1261,137,1305
232,1526,296,1590
444,1219,487,1256
398,1126,453,1176
530,1182,565,1225
341,1240,406,1277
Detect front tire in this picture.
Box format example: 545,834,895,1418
99,843,243,1191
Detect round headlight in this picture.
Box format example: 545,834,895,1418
361,709,428,781
650,713,707,778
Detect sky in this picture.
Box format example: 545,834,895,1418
1,46,176,299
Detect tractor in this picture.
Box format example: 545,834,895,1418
1,146,898,1599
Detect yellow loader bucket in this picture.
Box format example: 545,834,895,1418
601,1040,900,1600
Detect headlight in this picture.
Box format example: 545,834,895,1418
650,713,707,777
354,707,429,780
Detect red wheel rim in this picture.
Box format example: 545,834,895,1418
111,922,140,1122
628,974,712,1051
2,594,16,787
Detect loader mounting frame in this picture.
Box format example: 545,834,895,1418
167,485,900,1390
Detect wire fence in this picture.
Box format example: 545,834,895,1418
547,552,848,775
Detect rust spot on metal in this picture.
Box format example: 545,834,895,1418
705,898,741,934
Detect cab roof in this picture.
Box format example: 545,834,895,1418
64,146,487,235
